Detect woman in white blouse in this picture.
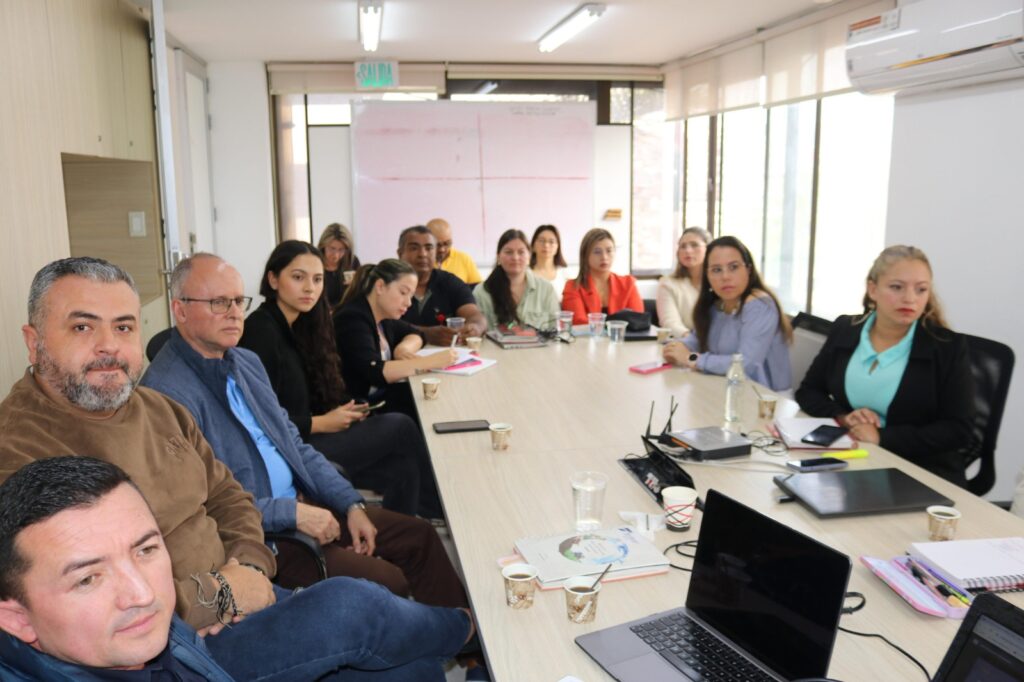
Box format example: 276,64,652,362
656,227,711,336
530,224,568,302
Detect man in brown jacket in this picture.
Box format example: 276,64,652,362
0,257,472,681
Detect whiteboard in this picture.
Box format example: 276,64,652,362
350,101,595,264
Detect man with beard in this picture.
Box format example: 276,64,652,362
0,257,473,681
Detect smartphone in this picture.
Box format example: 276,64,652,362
432,420,491,434
785,457,849,472
354,400,386,412
800,424,848,447
629,361,672,375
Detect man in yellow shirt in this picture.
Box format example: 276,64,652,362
427,218,482,285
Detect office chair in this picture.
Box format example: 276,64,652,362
789,312,833,389
643,298,660,327
145,326,329,583
961,334,1015,497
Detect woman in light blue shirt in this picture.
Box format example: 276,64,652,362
663,236,792,391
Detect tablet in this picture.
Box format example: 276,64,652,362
773,467,954,518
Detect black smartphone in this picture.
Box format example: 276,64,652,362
432,420,491,434
800,424,848,447
785,457,849,472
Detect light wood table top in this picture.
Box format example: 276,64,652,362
412,337,1024,681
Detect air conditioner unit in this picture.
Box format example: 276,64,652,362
847,0,1024,95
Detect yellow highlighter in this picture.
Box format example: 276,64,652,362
824,449,869,460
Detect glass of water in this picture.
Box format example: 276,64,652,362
557,310,574,334
571,471,608,532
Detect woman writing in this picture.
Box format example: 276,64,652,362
317,222,360,309
796,245,975,485
475,229,559,329
530,224,569,302
561,228,643,324
663,236,792,391
334,259,458,420
657,227,710,336
239,240,441,519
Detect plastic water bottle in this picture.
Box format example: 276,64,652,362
724,354,746,423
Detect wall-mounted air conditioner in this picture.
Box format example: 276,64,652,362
847,0,1024,94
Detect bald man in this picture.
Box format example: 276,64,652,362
426,218,482,286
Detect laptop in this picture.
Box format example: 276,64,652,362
576,488,852,681
773,468,954,518
934,593,1024,681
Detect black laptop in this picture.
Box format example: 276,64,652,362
576,488,852,681
773,467,954,518
934,593,1024,681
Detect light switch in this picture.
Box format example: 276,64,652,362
128,211,146,238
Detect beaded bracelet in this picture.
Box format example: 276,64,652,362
192,569,242,624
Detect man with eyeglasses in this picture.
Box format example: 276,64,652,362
427,217,482,286
0,256,475,680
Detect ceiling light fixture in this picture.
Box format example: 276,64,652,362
537,3,606,53
475,81,499,95
358,0,383,52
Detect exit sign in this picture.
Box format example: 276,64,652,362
355,61,399,90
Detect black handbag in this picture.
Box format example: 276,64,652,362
607,309,651,332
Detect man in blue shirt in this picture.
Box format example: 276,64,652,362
0,456,234,681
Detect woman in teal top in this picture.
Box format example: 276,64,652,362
796,245,975,485
474,228,559,330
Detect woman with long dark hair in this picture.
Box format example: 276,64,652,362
530,224,568,302
239,240,441,520
561,228,643,324
317,222,360,308
475,229,559,329
662,236,793,391
796,245,975,485
657,227,711,336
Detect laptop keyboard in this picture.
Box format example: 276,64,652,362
630,612,775,681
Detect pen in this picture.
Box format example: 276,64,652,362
906,556,973,605
906,558,970,607
450,333,458,349
823,449,869,460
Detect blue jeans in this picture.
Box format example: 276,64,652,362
203,577,469,681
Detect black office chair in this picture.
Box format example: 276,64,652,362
961,334,1015,497
642,298,660,327
144,326,328,583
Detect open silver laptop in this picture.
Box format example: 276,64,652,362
576,489,852,681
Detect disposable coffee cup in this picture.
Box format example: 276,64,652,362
343,270,355,285
465,336,483,351
662,486,698,532
421,377,441,400
489,423,513,450
563,575,602,624
926,505,961,541
758,396,778,420
606,320,628,343
587,312,607,336
656,328,672,343
502,563,538,609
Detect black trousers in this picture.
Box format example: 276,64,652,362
307,411,442,518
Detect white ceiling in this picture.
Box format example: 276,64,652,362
163,0,841,66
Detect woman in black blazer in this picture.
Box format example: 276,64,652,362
334,259,457,419
240,241,442,518
796,245,975,486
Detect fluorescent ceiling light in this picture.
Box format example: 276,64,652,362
358,0,382,52
475,80,499,94
538,3,606,53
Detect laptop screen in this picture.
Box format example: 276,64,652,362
939,614,1024,681
686,489,852,680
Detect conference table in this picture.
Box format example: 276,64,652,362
411,336,1024,681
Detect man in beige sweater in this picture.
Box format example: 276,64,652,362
0,257,473,681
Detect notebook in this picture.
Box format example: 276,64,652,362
910,538,1024,592
576,489,852,682
933,593,1024,681
773,417,855,450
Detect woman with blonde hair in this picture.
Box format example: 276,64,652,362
561,228,642,324
656,227,711,336
317,222,361,308
796,245,975,485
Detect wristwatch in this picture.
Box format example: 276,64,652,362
347,502,367,514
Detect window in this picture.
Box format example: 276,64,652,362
717,107,767,256
631,87,681,272
684,116,711,234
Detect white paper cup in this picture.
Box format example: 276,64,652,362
563,575,602,623
489,422,513,450
662,486,698,532
465,336,483,351
502,563,538,609
421,377,441,400
926,505,961,541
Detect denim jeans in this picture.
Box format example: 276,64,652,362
203,577,469,681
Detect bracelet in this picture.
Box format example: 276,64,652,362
348,502,367,514
240,561,266,576
192,569,241,624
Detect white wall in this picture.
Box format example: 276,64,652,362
207,61,276,299
886,78,1024,500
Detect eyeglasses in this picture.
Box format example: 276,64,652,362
591,247,616,258
535,238,558,246
179,296,253,314
707,262,748,277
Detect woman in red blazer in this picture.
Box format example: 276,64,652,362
562,228,643,324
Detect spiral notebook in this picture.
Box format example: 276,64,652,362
909,537,1024,592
